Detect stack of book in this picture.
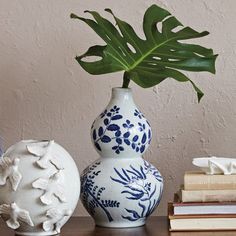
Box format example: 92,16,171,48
169,171,236,231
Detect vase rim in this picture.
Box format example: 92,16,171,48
112,87,132,91
21,139,51,143
112,87,132,90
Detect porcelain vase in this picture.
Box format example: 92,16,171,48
81,87,163,228
0,140,80,235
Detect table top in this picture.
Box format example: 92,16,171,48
1,216,236,236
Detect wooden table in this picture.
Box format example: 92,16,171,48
1,217,235,236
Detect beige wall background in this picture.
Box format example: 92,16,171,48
0,0,235,216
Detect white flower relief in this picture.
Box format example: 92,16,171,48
27,140,62,169
0,202,34,229
43,208,72,233
32,170,66,205
0,157,22,191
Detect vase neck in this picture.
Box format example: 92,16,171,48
110,87,134,103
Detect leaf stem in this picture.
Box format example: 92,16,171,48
122,72,130,88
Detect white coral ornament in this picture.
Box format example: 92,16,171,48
43,208,72,233
0,203,34,229
193,156,236,175
32,170,66,205
27,140,62,169
0,157,22,191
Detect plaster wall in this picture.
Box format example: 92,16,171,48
0,0,235,216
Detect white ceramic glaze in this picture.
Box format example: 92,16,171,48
81,88,163,228
0,140,80,235
193,156,236,175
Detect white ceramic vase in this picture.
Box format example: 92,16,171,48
81,88,163,228
0,140,80,235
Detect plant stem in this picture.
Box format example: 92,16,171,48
122,72,130,88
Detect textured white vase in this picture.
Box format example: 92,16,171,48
0,140,80,235
81,88,163,228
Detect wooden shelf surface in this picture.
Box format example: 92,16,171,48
1,216,236,236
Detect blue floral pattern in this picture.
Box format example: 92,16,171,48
81,161,120,222
81,160,163,224
91,106,152,155
110,160,163,221
134,109,145,119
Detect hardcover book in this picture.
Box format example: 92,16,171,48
181,189,236,202
173,201,236,215
168,203,236,231
184,171,236,190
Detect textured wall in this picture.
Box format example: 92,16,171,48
0,0,235,216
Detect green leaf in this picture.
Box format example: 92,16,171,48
71,5,218,102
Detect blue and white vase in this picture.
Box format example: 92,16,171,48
81,87,163,228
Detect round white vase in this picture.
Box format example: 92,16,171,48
0,140,80,235
81,88,163,228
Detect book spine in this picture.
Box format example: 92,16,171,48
184,173,236,190
181,189,236,202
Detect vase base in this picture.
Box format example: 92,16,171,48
95,220,146,228
15,230,59,236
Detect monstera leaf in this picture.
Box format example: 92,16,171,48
71,4,217,102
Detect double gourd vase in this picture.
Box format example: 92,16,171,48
81,87,163,228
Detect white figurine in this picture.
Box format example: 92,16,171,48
0,202,34,229
43,208,72,233
27,140,62,169
193,156,236,175
32,170,66,205
0,157,22,191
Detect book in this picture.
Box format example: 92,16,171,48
170,231,236,236
184,171,236,190
168,203,236,231
173,202,236,215
181,189,236,202
169,217,236,231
